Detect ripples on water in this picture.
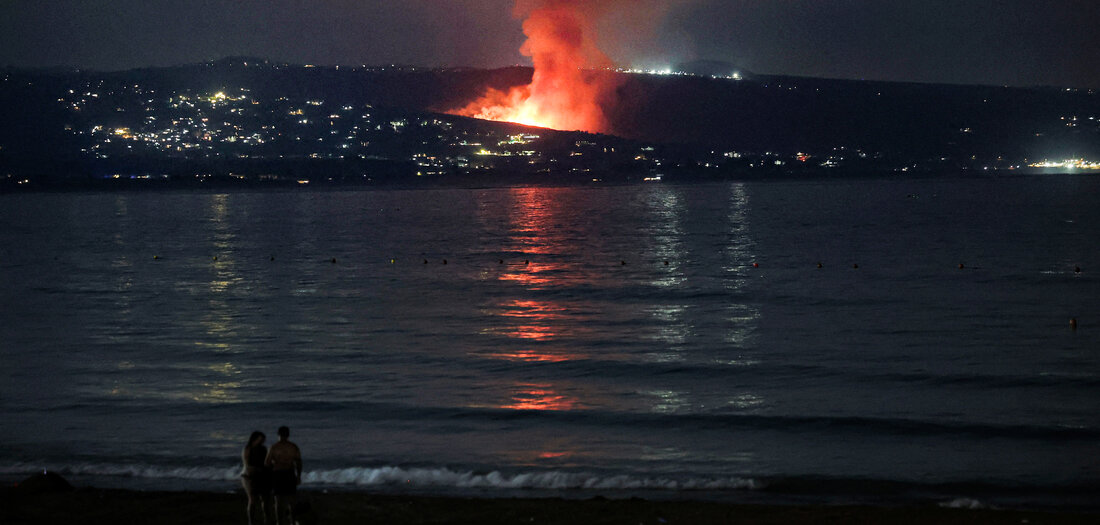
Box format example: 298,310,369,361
1,177,1098,506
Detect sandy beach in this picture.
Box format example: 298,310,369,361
3,485,1098,525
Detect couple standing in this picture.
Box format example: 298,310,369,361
241,426,302,525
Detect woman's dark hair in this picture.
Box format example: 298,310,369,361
247,431,265,446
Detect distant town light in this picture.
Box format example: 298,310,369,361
1028,159,1100,170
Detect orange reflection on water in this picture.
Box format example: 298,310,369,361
499,440,579,466
507,187,557,255
477,187,595,409
500,383,580,411
498,261,569,289
486,299,570,341
488,187,587,345
480,349,575,363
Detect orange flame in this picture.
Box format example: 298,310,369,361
451,0,619,133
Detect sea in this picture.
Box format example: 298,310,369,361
1,175,1098,510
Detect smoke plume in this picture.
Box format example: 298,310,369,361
450,0,686,133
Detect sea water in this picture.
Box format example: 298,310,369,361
1,176,1098,509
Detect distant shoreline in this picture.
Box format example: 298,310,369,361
2,168,1093,195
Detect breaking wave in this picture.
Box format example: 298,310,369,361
305,466,761,491
0,462,240,482
939,498,988,509
1,462,760,492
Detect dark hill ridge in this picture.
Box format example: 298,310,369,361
5,60,1098,157
161,62,1098,158
168,63,1097,158
1,60,1098,188
608,72,1099,159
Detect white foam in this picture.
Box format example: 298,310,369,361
305,466,759,491
938,498,986,509
2,462,759,492
1,462,239,481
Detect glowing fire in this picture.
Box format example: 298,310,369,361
450,0,618,133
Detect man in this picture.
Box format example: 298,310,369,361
265,426,302,525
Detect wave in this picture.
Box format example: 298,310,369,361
305,466,760,491
0,462,759,492
0,462,240,482
5,462,1098,509
939,498,988,509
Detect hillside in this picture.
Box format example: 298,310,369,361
1,59,1097,189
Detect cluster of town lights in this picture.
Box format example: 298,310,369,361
1028,159,1100,170
611,67,743,81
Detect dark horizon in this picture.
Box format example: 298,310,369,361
8,57,1096,94
1,0,1098,90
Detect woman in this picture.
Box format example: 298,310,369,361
241,431,272,525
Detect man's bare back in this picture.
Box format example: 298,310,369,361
266,440,301,474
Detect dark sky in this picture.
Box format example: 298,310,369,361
2,0,1097,88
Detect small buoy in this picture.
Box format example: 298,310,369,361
499,259,504,265
153,255,159,260
852,263,859,269
442,259,448,265
663,260,669,266
390,259,395,264
270,256,275,261
1074,266,1082,274
1069,318,1078,330
816,262,823,269
213,256,218,261
621,260,627,266
958,263,965,269
752,262,759,268
331,258,337,264
423,259,428,264
524,260,530,265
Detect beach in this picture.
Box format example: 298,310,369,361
4,485,1099,525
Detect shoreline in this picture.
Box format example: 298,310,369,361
3,486,1098,525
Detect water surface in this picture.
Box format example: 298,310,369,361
2,177,1098,508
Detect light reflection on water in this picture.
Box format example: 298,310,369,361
64,186,769,417
645,185,688,289
469,184,767,418
723,183,761,349
482,187,587,412
191,195,244,403
482,299,573,342
499,383,582,412
496,260,569,289
642,186,692,365
647,389,689,414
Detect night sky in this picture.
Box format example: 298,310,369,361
2,0,1097,89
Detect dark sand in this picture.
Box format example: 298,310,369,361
3,487,1098,525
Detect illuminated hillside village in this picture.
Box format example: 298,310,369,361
1,59,1098,190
